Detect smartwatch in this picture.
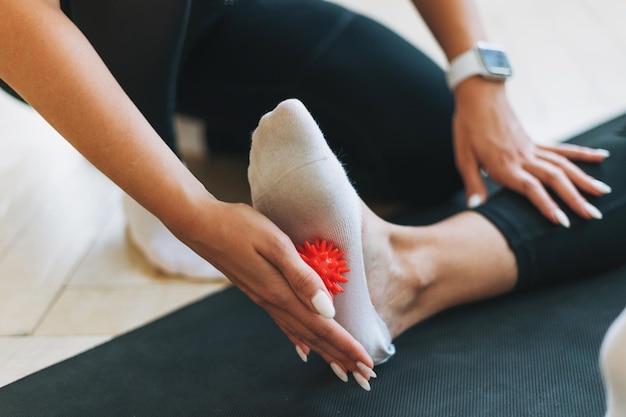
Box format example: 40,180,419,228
446,42,513,90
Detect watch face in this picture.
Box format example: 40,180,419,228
478,47,512,77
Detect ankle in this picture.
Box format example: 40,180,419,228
363,214,438,338
415,212,517,315
388,224,446,328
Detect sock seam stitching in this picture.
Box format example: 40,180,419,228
252,156,330,198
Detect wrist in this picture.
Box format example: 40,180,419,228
446,42,513,91
165,189,220,240
453,76,507,103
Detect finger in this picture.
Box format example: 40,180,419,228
270,298,371,365
285,336,373,380
538,143,610,163
279,282,376,375
455,147,488,208
313,342,375,381
525,159,599,220
273,310,373,374
315,351,374,390
263,233,336,319
506,169,570,227
536,150,613,196
285,334,310,363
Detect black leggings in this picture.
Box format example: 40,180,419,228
60,0,459,204
9,0,626,290
475,124,626,290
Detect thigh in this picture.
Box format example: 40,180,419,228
178,0,461,204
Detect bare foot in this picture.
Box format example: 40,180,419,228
360,204,518,339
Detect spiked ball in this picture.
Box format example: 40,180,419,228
297,238,350,298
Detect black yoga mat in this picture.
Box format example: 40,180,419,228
2,113,626,416
0,267,624,417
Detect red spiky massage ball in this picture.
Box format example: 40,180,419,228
297,238,350,298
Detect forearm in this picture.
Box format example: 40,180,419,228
410,0,486,61
410,0,509,117
0,0,212,231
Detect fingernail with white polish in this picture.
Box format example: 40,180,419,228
594,148,610,158
353,372,371,391
295,345,308,363
311,290,335,319
554,209,571,228
583,202,603,220
591,179,612,194
330,362,348,383
467,194,483,209
356,362,377,378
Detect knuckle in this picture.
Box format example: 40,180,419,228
305,334,322,348
266,233,295,260
277,320,298,340
264,236,319,295
270,292,291,312
290,266,317,295
309,324,332,345
551,154,568,166
516,175,539,194
251,293,271,310
542,167,565,185
254,287,289,312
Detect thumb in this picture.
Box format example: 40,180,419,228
457,154,488,208
278,244,337,319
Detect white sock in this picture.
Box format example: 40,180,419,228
600,307,626,417
123,193,224,279
247,98,395,364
